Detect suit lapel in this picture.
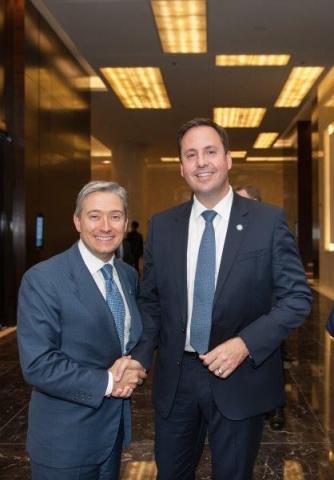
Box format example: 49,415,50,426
66,243,121,342
214,194,249,304
172,202,192,326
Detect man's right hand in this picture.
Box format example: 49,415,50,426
109,357,146,398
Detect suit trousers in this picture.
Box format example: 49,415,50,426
155,352,264,480
31,415,124,480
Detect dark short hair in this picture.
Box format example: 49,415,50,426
176,118,230,158
235,184,262,202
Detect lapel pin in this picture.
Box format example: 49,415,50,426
236,224,243,231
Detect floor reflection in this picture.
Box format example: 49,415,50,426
1,290,334,478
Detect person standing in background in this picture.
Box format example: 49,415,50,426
126,221,144,273
235,184,262,202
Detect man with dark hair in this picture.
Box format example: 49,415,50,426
132,118,312,479
17,181,146,480
126,220,144,272
235,184,262,202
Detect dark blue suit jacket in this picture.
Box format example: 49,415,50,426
17,243,142,468
132,193,312,420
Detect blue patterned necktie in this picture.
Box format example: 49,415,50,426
190,210,217,354
101,264,126,353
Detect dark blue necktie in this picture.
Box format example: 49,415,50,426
101,264,132,446
101,264,126,353
190,210,217,354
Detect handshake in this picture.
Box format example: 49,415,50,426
109,356,146,398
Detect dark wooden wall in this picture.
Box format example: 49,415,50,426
0,0,91,325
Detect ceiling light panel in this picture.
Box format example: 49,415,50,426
216,54,290,66
91,135,112,158
75,76,107,91
275,66,324,107
214,108,266,128
273,135,296,148
160,157,180,162
100,67,171,109
247,156,297,162
253,132,279,149
151,0,207,53
325,95,334,107
231,151,247,158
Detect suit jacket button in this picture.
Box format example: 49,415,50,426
176,361,181,366
181,328,185,333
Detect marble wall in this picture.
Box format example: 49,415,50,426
316,67,334,299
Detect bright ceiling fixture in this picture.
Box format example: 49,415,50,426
273,134,296,148
215,54,290,66
151,0,207,53
214,108,266,128
275,66,324,107
247,156,297,162
100,67,171,109
325,95,334,107
253,132,279,149
75,76,107,91
91,136,112,158
160,157,180,162
230,151,247,158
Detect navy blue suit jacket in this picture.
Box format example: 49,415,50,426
17,243,142,468
132,193,312,420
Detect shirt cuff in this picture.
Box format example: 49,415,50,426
105,371,114,396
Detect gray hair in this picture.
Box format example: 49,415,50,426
74,181,128,217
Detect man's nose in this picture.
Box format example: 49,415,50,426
101,217,112,231
197,153,208,167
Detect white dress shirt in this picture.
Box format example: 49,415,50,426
78,239,131,396
185,187,234,351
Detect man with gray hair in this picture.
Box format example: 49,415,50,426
17,181,146,480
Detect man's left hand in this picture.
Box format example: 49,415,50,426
200,337,249,379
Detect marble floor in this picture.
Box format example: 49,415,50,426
1,290,334,479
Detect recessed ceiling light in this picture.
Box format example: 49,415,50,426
216,54,290,66
253,132,279,149
151,0,207,53
214,108,266,128
275,66,324,107
100,67,171,109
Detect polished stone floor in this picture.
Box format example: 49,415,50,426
1,289,334,479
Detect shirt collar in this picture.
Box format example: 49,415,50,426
78,239,114,275
193,186,233,220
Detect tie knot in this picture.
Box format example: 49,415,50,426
202,210,217,223
101,263,113,280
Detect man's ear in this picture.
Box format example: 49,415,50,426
73,214,81,233
226,151,232,171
